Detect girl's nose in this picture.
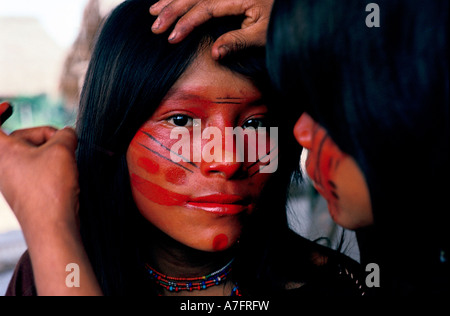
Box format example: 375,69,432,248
200,150,244,180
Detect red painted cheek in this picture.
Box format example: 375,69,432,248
212,234,229,251
138,157,160,174
305,126,346,203
131,173,189,206
165,167,187,185
319,140,338,183
316,138,346,202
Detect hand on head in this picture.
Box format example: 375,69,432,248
149,0,274,60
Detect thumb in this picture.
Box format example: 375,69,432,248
45,127,79,154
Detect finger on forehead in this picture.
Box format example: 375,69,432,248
167,1,248,43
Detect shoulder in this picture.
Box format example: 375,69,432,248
273,230,366,296
5,251,37,296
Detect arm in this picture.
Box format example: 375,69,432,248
0,102,102,296
150,0,274,60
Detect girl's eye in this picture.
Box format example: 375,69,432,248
167,115,194,127
242,118,267,129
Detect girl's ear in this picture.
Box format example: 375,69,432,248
293,113,316,149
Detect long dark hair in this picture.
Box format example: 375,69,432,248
76,0,301,296
267,0,449,293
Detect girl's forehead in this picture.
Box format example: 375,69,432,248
162,86,262,104
153,87,266,120
170,49,261,96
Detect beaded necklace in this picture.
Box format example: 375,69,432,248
145,259,241,295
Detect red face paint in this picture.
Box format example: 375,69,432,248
138,157,160,174
212,234,229,251
126,52,275,254
165,167,187,185
305,123,346,207
131,173,189,206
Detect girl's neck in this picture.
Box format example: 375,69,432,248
147,228,236,296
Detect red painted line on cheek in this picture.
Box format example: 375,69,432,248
319,141,335,183
212,234,229,251
165,167,187,185
131,173,189,206
138,157,160,174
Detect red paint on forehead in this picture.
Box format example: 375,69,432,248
161,87,262,108
165,167,187,185
131,173,189,206
137,157,160,174
212,234,229,251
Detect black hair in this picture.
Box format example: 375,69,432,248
267,0,449,294
76,0,302,296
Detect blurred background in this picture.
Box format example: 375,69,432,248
0,0,358,295
0,0,124,295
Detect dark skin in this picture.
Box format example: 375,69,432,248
150,0,274,60
0,100,238,296
148,227,236,296
148,0,374,231
294,113,373,229
0,102,102,296
126,50,275,295
0,48,274,296
0,0,277,296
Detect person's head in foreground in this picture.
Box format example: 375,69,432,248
267,0,449,294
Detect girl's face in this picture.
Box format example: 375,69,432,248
294,113,373,230
127,50,276,252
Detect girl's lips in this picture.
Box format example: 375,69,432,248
186,194,252,215
189,194,247,204
185,203,250,215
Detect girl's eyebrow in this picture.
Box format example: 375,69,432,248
247,98,266,106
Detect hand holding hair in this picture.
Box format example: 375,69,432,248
150,0,274,60
0,125,78,221
0,121,102,295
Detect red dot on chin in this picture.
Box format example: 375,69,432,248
213,234,229,251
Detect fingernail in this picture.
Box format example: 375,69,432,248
0,102,13,124
152,17,161,30
0,101,10,109
218,46,230,59
168,31,177,42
